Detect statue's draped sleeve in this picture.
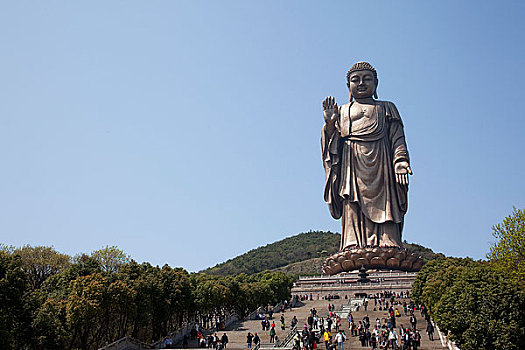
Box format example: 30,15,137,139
385,101,409,214
321,120,343,219
385,102,410,165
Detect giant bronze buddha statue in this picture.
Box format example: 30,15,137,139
321,62,422,274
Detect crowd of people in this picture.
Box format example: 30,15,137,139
292,292,433,350
342,292,432,350
167,291,435,350
346,311,423,350
181,325,231,349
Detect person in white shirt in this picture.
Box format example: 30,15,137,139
334,331,346,350
388,329,398,349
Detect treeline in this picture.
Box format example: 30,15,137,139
412,258,524,349
0,245,293,350
411,209,525,350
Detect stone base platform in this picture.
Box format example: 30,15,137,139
322,247,424,275
291,270,417,299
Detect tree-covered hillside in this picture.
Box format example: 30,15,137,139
203,231,445,276
203,231,340,275
403,241,446,262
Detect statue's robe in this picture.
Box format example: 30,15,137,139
321,100,410,250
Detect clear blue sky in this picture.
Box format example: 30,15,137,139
1,1,524,272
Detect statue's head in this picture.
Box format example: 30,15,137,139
346,61,378,101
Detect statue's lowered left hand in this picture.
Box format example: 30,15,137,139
395,161,412,186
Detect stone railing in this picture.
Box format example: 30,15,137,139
97,336,150,350
293,282,413,291
247,306,266,320
435,321,461,350
297,271,417,281
150,322,194,349
150,312,241,349
277,326,298,348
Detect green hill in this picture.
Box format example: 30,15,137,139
203,231,445,276
203,231,339,275
403,241,446,261
272,257,325,277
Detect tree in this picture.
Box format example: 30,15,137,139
33,298,70,349
0,251,29,349
66,273,108,349
413,258,525,350
432,263,524,350
104,278,136,342
40,254,101,301
14,245,71,289
0,244,14,253
487,207,525,288
91,246,130,274
411,257,474,311
254,271,293,306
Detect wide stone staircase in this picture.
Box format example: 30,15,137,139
176,297,444,350
100,297,447,349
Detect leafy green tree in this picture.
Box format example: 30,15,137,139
0,244,14,253
33,298,70,349
413,258,525,350
253,271,293,305
104,278,136,342
192,275,229,316
157,265,193,335
14,245,71,289
127,263,164,341
117,262,193,343
246,281,273,312
66,273,108,349
5,249,103,350
412,257,474,311
487,207,525,288
0,251,29,349
41,254,101,300
433,263,524,350
91,246,130,274
187,271,293,329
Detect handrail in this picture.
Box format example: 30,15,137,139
278,327,298,348
296,272,417,280
98,335,150,350
434,321,461,350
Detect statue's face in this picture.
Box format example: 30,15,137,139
348,70,377,99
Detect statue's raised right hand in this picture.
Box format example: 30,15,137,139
322,96,339,125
